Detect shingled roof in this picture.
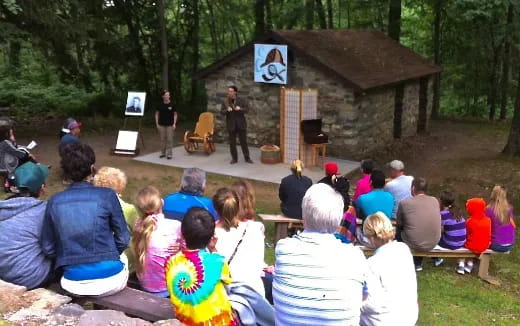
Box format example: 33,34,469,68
196,29,441,91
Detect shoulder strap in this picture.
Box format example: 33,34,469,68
227,224,248,265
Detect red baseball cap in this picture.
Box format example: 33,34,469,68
324,162,339,175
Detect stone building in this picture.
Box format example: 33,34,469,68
196,29,441,159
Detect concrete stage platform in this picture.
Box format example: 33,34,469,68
134,144,358,184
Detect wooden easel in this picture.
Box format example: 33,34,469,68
123,116,145,148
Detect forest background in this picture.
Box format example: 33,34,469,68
0,0,519,148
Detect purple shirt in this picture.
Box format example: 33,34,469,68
438,210,466,249
353,174,372,202
485,206,515,246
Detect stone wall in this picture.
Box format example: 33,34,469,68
402,81,421,138
354,88,395,157
202,52,431,159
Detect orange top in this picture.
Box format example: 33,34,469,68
464,198,491,254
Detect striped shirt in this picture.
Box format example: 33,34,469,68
438,210,466,249
273,231,368,326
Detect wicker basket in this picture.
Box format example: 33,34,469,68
260,144,281,164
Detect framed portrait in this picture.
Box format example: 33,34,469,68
125,91,146,116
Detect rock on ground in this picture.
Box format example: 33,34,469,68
78,310,152,326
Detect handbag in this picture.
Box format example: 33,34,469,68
228,223,248,265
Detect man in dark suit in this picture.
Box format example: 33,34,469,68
126,97,142,113
220,85,253,164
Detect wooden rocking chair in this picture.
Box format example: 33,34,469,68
183,112,216,155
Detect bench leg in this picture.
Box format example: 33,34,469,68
478,253,490,278
275,222,289,244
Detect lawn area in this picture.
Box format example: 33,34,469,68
4,117,520,325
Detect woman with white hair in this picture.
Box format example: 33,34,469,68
273,183,368,326
360,212,418,326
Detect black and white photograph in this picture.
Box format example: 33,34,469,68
125,91,146,116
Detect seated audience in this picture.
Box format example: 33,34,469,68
213,187,266,297
0,116,35,172
165,207,239,326
357,169,394,220
93,166,141,273
59,118,81,154
336,205,358,244
163,167,217,221
41,143,130,296
464,198,491,273
396,177,441,271
232,179,260,222
273,183,368,325
318,161,351,211
353,159,374,203
278,160,313,219
132,186,182,297
436,191,467,274
384,160,414,218
0,162,52,289
360,212,418,326
485,185,515,253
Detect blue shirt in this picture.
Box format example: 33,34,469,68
357,189,395,220
163,191,217,221
59,133,80,153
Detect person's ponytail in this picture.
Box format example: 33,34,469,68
213,188,240,231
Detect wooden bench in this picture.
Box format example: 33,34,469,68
258,214,303,244
49,283,175,322
359,246,507,284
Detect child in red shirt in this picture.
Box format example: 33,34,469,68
464,198,491,273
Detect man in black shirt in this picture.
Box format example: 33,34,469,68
220,85,253,164
155,90,177,159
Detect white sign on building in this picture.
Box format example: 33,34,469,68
254,44,288,85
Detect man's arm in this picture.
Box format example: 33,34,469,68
155,110,160,127
173,111,178,129
40,204,56,257
220,99,230,116
235,99,247,113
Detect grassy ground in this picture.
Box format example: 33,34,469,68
4,117,520,325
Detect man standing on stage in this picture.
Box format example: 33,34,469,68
221,85,253,164
155,90,177,160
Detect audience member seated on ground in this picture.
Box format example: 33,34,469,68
464,198,491,274
396,177,441,271
0,162,53,289
436,191,467,274
353,159,374,203
163,167,217,221
357,170,394,220
165,207,239,326
93,166,141,273
213,187,266,297
278,160,313,219
360,212,418,326
384,160,414,218
485,185,516,253
40,143,130,297
318,161,351,211
59,118,81,154
0,117,35,172
273,183,368,326
131,186,182,297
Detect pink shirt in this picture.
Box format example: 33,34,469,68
353,173,372,202
136,213,182,293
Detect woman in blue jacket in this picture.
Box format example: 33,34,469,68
41,143,130,296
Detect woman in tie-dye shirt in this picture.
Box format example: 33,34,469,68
166,207,238,326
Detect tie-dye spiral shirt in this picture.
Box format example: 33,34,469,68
165,249,238,326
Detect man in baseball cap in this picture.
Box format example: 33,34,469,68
384,159,414,218
318,161,350,211
59,118,82,154
0,161,52,289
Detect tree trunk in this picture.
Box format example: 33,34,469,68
157,0,168,91
326,0,333,28
305,0,314,30
431,0,442,119
316,0,327,29
254,0,265,39
387,0,401,42
265,0,273,31
503,67,520,155
499,4,514,120
205,0,220,60
488,44,502,121
190,0,200,110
